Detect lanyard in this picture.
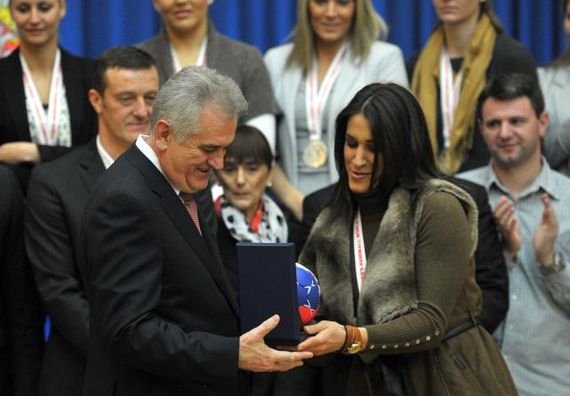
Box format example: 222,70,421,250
170,36,208,74
20,49,63,146
439,49,463,149
305,43,347,141
353,209,367,292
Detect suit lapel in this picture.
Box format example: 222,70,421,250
280,65,303,184
125,146,239,316
78,139,105,193
156,30,175,84
1,49,30,141
325,54,361,181
205,23,222,69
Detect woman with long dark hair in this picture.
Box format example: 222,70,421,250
297,83,516,395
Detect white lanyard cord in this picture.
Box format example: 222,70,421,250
20,49,63,146
439,49,463,149
305,43,347,141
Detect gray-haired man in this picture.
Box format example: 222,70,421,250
80,66,312,396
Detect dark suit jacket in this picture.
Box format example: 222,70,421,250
0,165,44,396
80,145,249,396
25,140,104,396
299,178,509,334
0,48,97,189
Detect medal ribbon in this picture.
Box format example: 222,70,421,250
439,49,463,149
171,36,208,74
20,49,63,146
305,43,347,141
353,209,367,292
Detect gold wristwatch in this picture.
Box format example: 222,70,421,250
344,325,364,354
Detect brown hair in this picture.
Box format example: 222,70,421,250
480,0,504,33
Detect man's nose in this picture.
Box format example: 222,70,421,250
208,151,225,170
498,121,511,139
133,98,150,118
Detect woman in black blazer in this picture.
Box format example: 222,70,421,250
0,0,95,188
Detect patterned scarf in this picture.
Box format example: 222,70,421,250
215,194,288,243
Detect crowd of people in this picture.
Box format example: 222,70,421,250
0,0,568,395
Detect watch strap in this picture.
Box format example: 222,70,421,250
539,252,566,275
343,325,363,354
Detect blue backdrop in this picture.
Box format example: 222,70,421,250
60,0,567,66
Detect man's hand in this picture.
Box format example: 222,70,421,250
0,142,40,164
493,196,521,259
297,320,347,356
238,315,313,372
533,193,558,266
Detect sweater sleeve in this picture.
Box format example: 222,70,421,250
361,192,472,362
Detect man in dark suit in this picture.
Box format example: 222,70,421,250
0,164,44,396
80,66,312,396
299,176,509,334
25,46,159,396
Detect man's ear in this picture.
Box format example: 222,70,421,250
154,120,172,151
537,111,550,139
88,89,103,114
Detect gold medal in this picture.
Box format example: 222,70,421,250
303,140,328,168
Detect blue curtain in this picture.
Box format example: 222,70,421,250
60,0,566,66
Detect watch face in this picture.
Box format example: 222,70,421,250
346,342,362,354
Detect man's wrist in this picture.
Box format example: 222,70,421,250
504,248,520,262
538,252,566,275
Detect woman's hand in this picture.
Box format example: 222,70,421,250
0,142,40,164
297,320,346,356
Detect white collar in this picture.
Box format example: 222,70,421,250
95,135,115,170
135,134,179,195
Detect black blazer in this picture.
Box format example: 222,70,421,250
299,178,508,334
0,165,44,396
25,140,104,396
0,48,96,188
80,145,249,396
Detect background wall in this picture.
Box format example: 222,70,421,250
59,0,567,66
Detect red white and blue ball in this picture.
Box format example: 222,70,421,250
296,263,320,325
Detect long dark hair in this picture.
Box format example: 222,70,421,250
327,83,438,223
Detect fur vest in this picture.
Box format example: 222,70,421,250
300,179,478,330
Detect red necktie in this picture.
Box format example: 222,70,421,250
179,191,201,235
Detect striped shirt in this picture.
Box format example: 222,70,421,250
459,159,570,396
